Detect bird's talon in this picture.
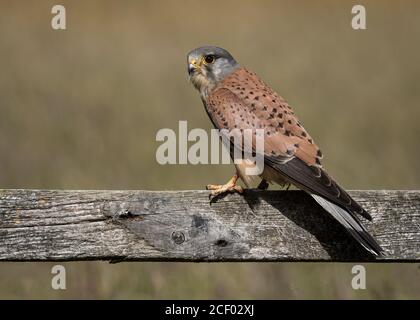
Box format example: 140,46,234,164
206,175,243,200
233,185,244,194
206,184,222,191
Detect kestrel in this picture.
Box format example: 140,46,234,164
187,46,384,256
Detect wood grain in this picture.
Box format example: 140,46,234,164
0,189,418,262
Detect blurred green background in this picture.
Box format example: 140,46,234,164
0,0,419,299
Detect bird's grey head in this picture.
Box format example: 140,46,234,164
187,46,238,96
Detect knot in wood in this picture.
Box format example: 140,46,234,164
171,231,185,245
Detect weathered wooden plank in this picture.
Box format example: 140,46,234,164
0,189,418,262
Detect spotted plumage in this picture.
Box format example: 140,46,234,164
207,68,319,166
187,46,384,256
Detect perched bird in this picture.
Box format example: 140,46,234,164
187,46,384,256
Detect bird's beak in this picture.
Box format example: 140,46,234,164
188,64,195,75
188,59,200,76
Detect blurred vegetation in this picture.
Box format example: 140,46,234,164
0,0,419,299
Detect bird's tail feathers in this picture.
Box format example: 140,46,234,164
311,194,384,256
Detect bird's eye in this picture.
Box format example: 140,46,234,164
204,54,215,64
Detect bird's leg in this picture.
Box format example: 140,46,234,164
206,174,244,197
257,179,269,190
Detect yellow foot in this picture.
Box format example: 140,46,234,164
206,174,244,199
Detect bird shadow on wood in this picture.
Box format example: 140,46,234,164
209,192,231,204
242,189,376,261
